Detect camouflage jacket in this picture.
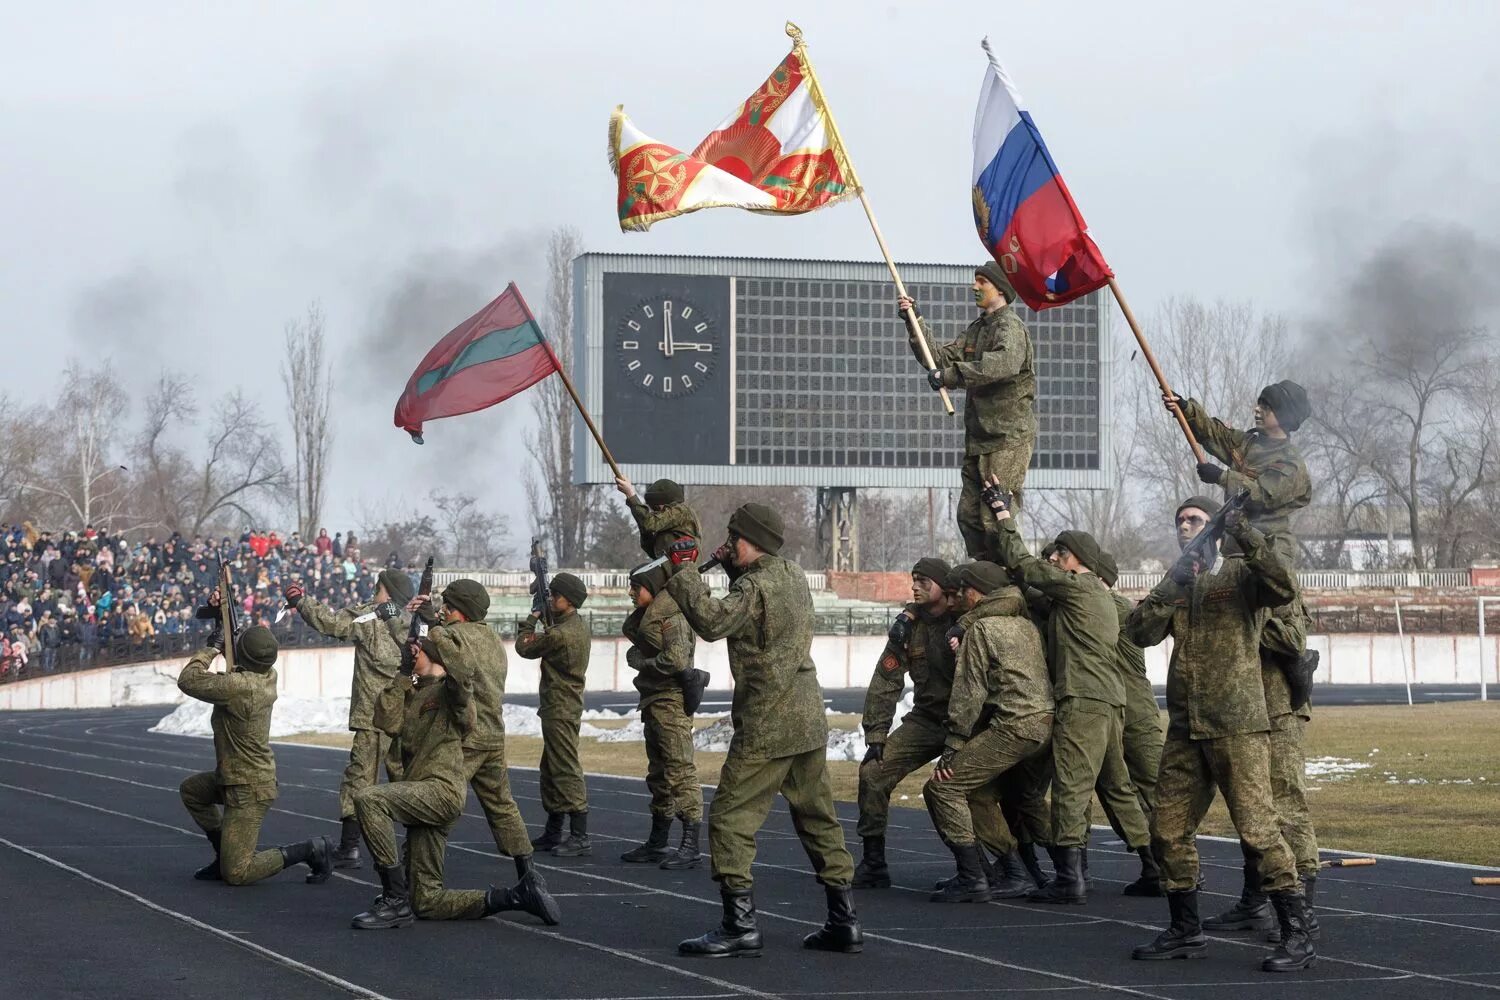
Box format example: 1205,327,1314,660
296,596,407,731
1181,398,1311,542
917,306,1036,457
429,619,509,751
622,591,695,706
945,609,1052,751
958,585,1030,629
373,672,469,817
626,498,704,558
515,609,591,721
1261,596,1312,721
666,556,827,760
1126,527,1298,739
862,602,954,745
177,649,277,787
1110,591,1158,724
992,519,1124,706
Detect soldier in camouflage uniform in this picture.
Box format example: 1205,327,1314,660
664,504,861,958
1126,497,1315,972
615,475,704,557
351,631,558,929
516,572,593,856
618,559,704,869
923,562,1053,903
852,556,953,889
900,261,1036,558
283,568,411,868
178,616,334,887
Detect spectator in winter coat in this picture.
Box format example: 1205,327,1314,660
315,529,332,556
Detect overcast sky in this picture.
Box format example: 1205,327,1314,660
3,1,1497,543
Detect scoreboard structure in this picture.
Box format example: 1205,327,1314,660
572,252,1113,493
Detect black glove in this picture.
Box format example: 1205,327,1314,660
927,369,946,392
945,623,966,648
1196,461,1224,485
282,582,304,609
979,482,1011,514
374,601,400,622
887,612,914,645
1168,553,1202,587
1223,507,1251,540
414,598,438,626
529,585,547,617
933,748,958,781
206,624,225,653
679,667,710,715
667,537,699,568
897,299,920,319
863,742,885,765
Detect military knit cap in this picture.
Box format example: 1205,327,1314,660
1096,550,1120,587
1176,495,1221,521
551,571,588,608
442,579,491,622
378,568,414,606
1054,530,1107,577
975,260,1018,303
644,478,685,506
418,635,444,665
959,560,1007,595
235,625,278,671
944,562,971,592
628,558,670,597
728,503,784,555
1258,380,1312,432
911,557,952,585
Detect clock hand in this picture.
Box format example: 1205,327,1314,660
670,342,713,351
661,302,674,358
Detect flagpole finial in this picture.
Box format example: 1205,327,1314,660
980,36,1001,69
785,21,804,45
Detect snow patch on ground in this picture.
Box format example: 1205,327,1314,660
153,696,352,739
1304,756,1372,780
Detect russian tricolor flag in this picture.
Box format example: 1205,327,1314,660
971,39,1112,311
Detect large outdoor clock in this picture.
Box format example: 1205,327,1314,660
613,294,721,399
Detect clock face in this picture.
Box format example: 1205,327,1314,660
613,294,720,399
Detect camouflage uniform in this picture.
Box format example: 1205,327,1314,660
627,497,704,559
623,591,703,822
295,597,408,818
665,557,854,891
914,306,1036,557
1260,598,1318,875
1125,525,1301,893
177,649,287,885
515,609,592,815
1102,591,1163,837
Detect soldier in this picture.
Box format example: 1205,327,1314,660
178,614,334,887
283,568,411,868
923,561,1053,903
618,559,705,869
1126,496,1314,972
615,475,704,557
664,504,861,958
983,483,1150,904
516,571,593,856
853,556,953,889
899,262,1036,558
350,634,559,929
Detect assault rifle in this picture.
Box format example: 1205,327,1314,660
1178,489,1251,571
195,550,241,669
529,538,554,627
400,557,434,675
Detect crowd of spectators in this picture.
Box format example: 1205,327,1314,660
0,523,392,681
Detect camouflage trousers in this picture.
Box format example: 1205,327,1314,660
856,712,946,839
179,773,284,886
1093,677,1163,840
465,745,533,858
923,716,1051,847
539,715,588,814
354,778,463,870
710,747,855,892
1152,733,1298,893
407,821,488,921
1051,697,1150,849
976,745,1055,854
1269,713,1318,875
642,694,702,822
958,444,1032,559
338,727,404,819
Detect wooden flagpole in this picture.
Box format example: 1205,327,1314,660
787,22,956,417
1107,278,1206,463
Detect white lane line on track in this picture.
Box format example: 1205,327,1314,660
0,834,391,1000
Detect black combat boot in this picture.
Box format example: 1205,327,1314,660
620,814,673,863
1122,846,1165,897
803,885,863,953
193,829,223,881
351,862,415,929
932,843,992,903
530,812,565,851
1203,856,1272,931
553,811,592,857
852,835,891,888
989,850,1033,899
1082,846,1094,891
1017,842,1052,891
1262,891,1316,972
679,886,763,958
660,816,702,870
334,816,361,869
1267,875,1321,942
1029,846,1086,904
279,836,334,884
484,870,562,926
934,845,997,890
515,853,538,880
1132,890,1208,960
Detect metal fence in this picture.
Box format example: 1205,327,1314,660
434,569,828,593
1115,569,1473,591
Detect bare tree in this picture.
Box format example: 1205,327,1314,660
0,393,46,523
431,490,511,568
23,362,133,529
1295,368,1387,567
282,303,334,539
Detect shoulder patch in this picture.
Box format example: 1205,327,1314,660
880,653,901,673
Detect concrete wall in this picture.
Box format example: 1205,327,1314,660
3,633,1498,712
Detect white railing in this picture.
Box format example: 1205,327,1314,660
434,569,828,592
1116,569,1472,591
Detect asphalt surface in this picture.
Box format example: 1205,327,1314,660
2,707,1498,1000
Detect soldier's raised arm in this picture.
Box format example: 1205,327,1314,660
1228,513,1298,610
665,565,760,643
1169,396,1244,468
